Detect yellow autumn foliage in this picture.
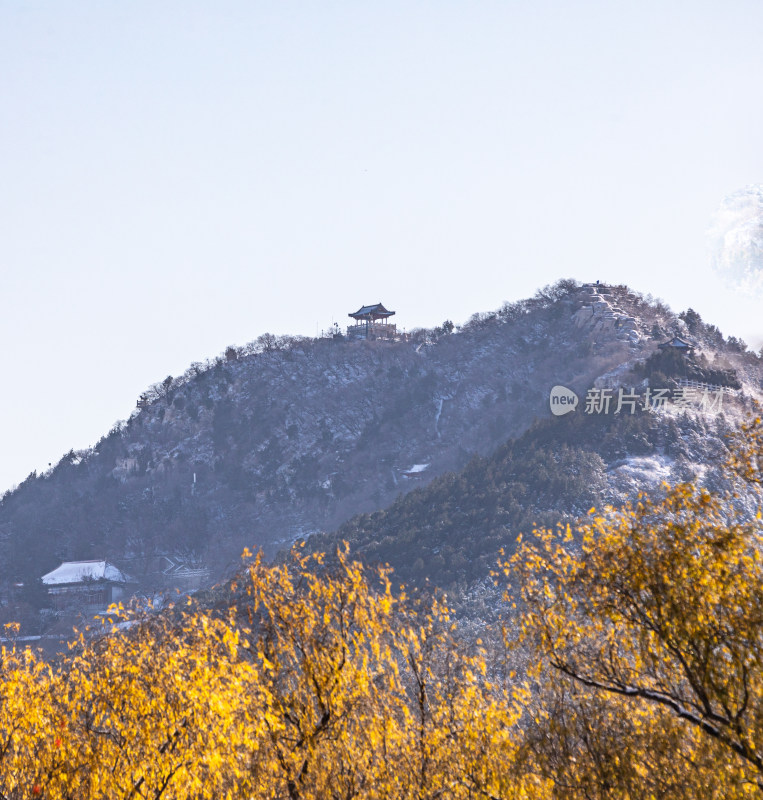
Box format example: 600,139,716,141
3,418,763,798
0,546,532,800
506,416,763,797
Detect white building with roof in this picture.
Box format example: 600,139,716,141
41,560,133,610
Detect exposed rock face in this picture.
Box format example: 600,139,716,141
571,284,645,345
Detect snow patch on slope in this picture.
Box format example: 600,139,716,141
607,454,674,497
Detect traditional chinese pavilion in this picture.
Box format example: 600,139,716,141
347,303,397,340
658,336,695,356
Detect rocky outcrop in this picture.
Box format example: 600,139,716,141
572,283,646,345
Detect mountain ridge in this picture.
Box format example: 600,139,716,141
2,279,761,609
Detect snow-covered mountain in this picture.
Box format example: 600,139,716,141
1,279,761,603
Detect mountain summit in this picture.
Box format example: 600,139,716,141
1,280,760,605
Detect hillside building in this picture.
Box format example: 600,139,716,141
41,560,134,610
347,303,397,340
659,336,695,355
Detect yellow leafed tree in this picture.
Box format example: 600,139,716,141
507,416,763,795
5,418,763,798
0,546,531,800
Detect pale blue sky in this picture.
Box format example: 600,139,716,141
2,1,763,493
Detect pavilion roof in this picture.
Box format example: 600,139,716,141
659,336,693,349
348,303,395,320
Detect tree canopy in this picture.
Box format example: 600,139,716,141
505,414,763,796
2,418,763,798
